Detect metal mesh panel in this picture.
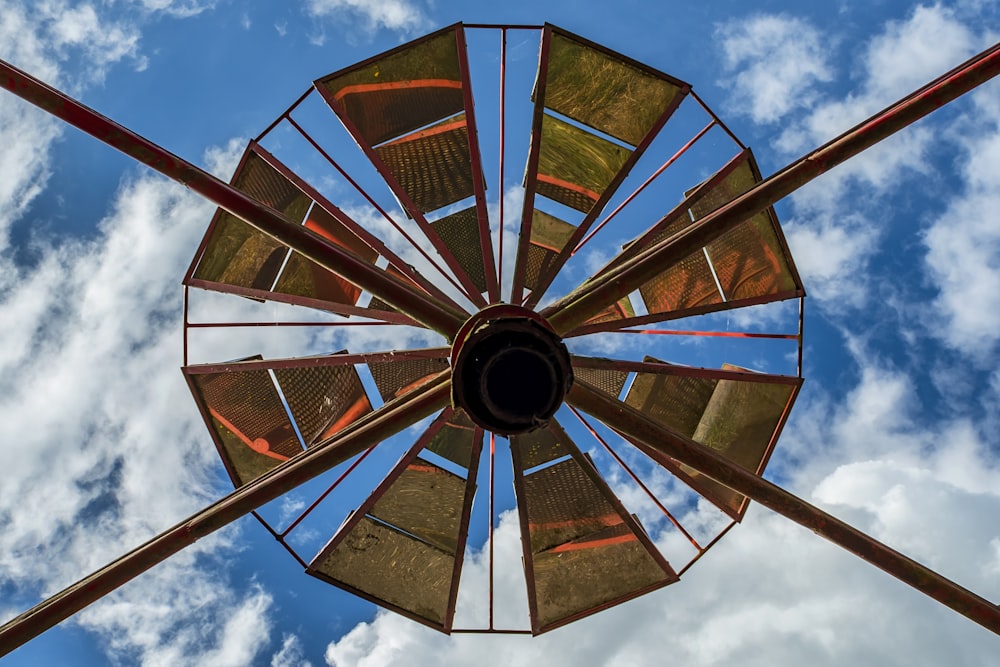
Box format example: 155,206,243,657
191,213,286,289
583,296,635,326
368,357,450,402
707,216,797,301
375,115,473,213
369,457,467,553
679,366,795,515
525,243,557,293
520,457,622,553
513,427,676,632
512,427,566,470
524,210,575,291
189,369,302,486
544,32,683,146
308,411,479,631
271,204,381,307
430,207,487,293
310,516,454,628
317,30,464,146
536,114,631,213
531,521,672,631
624,360,796,517
235,152,312,218
571,366,629,398
272,251,360,307
610,150,801,322
638,251,722,314
426,410,477,468
625,365,716,438
273,363,371,446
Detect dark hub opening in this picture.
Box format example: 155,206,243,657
451,308,572,435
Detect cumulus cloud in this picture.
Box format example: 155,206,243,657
922,90,1000,357
0,163,294,663
272,633,314,667
305,0,431,36
717,5,993,317
716,14,833,125
782,212,879,308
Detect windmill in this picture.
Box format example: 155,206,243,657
0,22,997,651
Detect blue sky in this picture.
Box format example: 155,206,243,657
1,1,999,665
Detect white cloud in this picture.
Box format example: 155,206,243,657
305,0,430,35
782,212,880,309
716,14,833,124
133,0,216,18
922,90,1000,357
272,633,314,667
716,5,993,317
0,154,290,662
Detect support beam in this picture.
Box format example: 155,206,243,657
0,374,452,657
0,60,468,339
566,381,1000,636
542,41,1000,335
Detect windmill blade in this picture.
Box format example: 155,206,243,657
307,409,482,632
184,142,463,325
572,355,801,519
315,24,498,305
510,419,678,635
567,149,805,335
184,348,448,487
512,25,690,306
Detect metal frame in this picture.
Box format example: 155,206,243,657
0,24,997,652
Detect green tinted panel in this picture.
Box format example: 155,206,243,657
537,114,630,213
318,31,464,145
545,32,683,146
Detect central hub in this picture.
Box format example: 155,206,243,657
451,305,572,435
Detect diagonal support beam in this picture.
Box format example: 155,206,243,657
542,40,1000,335
566,381,1000,636
0,60,468,339
0,373,452,657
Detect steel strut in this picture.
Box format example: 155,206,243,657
0,60,469,339
567,382,1000,636
0,375,452,656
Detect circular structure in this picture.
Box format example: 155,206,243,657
451,305,572,435
3,18,997,654
179,23,807,635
